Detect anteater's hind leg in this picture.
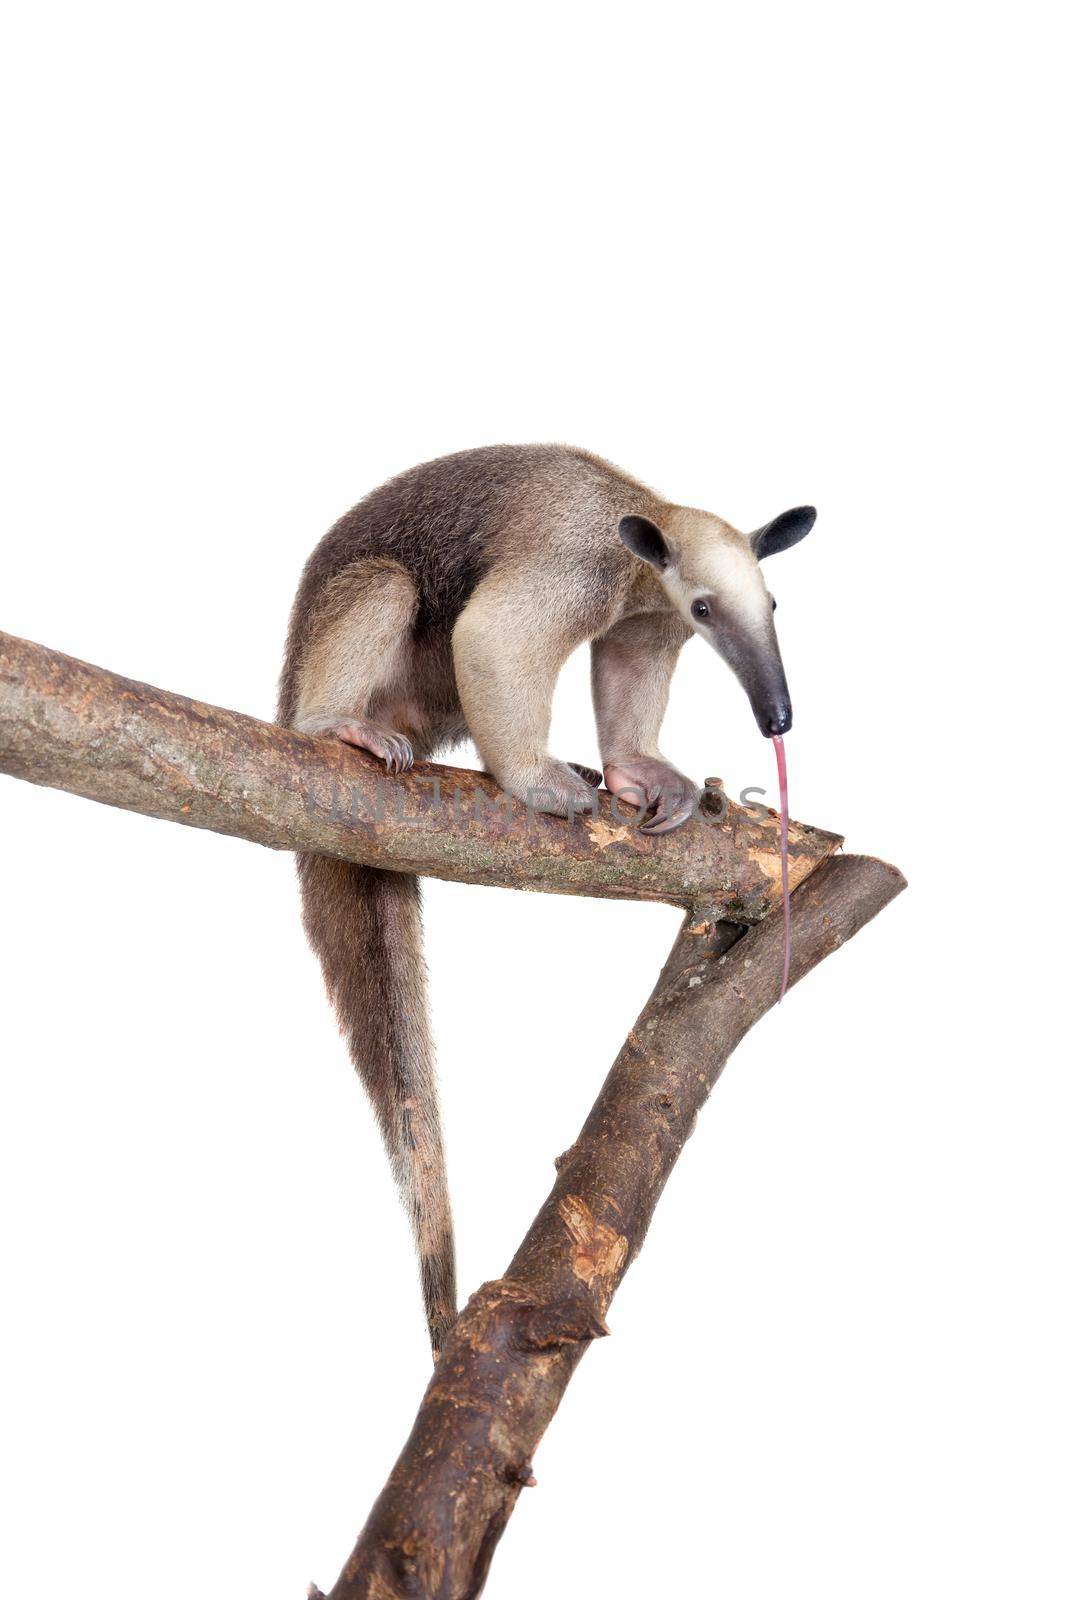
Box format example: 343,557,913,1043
291,558,422,770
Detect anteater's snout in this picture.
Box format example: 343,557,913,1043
761,701,792,737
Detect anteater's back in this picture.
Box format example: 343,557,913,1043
278,443,656,722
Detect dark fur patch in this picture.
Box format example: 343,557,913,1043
751,505,816,561
278,444,662,724
282,447,548,719
619,514,671,570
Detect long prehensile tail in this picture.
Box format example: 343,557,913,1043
298,852,457,1356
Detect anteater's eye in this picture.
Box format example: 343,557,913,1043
691,598,711,622
771,597,778,612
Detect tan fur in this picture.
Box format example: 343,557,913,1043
451,561,616,812
591,610,692,764
293,559,419,736
661,506,775,632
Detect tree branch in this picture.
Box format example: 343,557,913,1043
0,631,840,917
0,630,905,1598
320,854,905,1600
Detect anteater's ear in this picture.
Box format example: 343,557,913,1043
750,505,816,561
619,515,674,571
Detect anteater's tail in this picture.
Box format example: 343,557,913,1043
298,852,457,1356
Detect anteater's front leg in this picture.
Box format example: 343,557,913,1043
452,584,599,818
592,611,700,834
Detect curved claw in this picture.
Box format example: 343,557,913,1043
322,718,415,775
384,734,414,774
604,756,699,838
567,761,603,789
639,805,690,836
639,789,699,836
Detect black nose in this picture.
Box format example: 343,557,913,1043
764,704,792,737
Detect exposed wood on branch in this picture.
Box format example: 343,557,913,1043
0,631,840,918
321,854,904,1599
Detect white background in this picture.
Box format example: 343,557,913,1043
1,5,1063,1597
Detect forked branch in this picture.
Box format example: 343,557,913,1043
317,854,904,1599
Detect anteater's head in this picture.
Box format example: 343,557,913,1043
619,503,816,736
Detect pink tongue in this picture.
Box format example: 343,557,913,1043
771,733,791,1002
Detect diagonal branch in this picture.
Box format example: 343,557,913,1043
0,630,839,918
319,854,905,1600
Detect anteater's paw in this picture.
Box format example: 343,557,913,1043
320,717,415,775
497,757,600,820
603,756,700,836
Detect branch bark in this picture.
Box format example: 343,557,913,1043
0,630,839,918
319,854,905,1600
